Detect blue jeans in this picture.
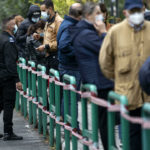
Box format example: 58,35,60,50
59,65,81,128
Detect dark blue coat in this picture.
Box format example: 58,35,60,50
139,57,150,95
57,15,79,70
69,20,114,90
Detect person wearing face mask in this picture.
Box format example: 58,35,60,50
16,4,41,60
99,0,150,149
36,0,63,73
40,1,48,22
69,2,114,150
0,16,23,141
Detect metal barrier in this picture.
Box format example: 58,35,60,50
49,69,61,150
16,61,150,150
37,64,47,136
17,58,27,117
108,91,129,150
63,74,78,150
81,84,99,150
28,61,37,128
142,103,150,150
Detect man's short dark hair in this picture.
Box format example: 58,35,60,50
44,0,54,10
69,4,83,18
2,16,15,31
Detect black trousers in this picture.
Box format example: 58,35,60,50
98,88,113,150
129,107,142,150
45,52,59,74
0,79,16,134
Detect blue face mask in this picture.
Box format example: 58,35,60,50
40,32,44,37
31,17,40,23
13,24,18,35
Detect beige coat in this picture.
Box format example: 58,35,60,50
43,13,63,55
99,19,150,110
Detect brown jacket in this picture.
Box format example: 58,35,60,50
43,13,63,55
99,19,150,110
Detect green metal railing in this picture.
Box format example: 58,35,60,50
28,61,37,127
18,57,27,117
37,64,46,136
108,91,129,150
63,74,78,150
49,69,61,149
142,103,150,150
81,84,99,150
16,61,150,150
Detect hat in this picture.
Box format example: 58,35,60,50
124,0,143,10
32,12,41,18
27,5,41,18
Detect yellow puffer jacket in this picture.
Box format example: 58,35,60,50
99,19,150,110
43,13,63,55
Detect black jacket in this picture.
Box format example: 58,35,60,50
0,31,19,83
70,20,114,90
16,5,41,58
26,35,45,65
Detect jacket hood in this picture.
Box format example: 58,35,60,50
69,19,96,43
27,5,41,19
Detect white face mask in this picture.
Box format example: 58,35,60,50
95,14,104,22
128,12,144,25
41,11,49,20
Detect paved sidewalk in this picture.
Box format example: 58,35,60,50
0,111,50,150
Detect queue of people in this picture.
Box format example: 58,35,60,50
0,0,150,150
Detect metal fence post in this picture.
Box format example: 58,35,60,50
42,67,48,138
81,84,99,150
37,64,46,134
28,61,36,124
142,103,150,150
31,63,38,128
108,91,129,150
19,58,26,116
22,60,27,118
49,69,61,150
63,74,78,150
15,61,20,111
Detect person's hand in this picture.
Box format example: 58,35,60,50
16,82,22,90
94,20,107,35
33,33,40,40
36,45,45,51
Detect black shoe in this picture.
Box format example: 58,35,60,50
3,133,23,141
0,134,3,138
